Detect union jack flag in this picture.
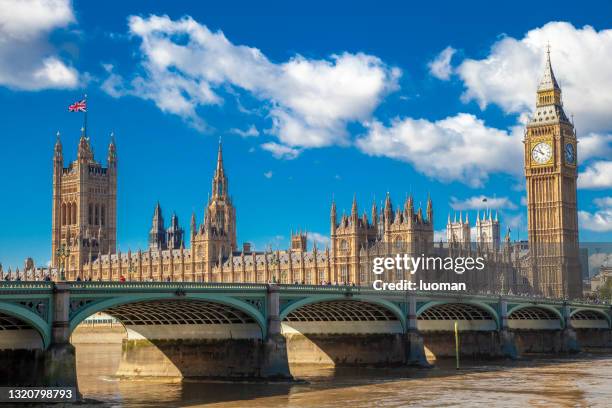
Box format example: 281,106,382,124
68,99,87,112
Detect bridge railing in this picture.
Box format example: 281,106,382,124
0,281,608,310
0,281,54,291
67,281,269,291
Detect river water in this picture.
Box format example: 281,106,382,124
76,344,612,407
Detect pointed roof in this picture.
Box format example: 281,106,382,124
151,202,164,231
537,46,560,92
216,138,224,174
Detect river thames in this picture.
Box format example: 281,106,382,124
76,344,612,407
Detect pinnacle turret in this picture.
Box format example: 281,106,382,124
351,194,358,217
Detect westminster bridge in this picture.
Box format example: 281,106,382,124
0,281,611,388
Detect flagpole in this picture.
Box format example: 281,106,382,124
83,94,88,136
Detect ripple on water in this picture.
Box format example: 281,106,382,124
75,344,612,408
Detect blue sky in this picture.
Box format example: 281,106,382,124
0,0,611,270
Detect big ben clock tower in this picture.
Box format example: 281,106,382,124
524,48,581,299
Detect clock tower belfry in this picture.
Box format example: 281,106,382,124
524,48,581,299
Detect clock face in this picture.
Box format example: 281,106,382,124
565,143,575,164
532,142,552,164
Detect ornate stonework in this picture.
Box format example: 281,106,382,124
51,130,117,278
524,50,581,298
54,50,580,298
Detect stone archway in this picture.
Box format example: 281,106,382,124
281,299,406,366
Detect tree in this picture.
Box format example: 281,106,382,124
598,277,612,301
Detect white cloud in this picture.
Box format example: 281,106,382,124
0,0,78,90
520,196,528,206
578,161,612,189
356,113,523,187
309,232,330,248
579,196,612,232
263,171,273,179
505,213,525,231
579,133,612,162
261,142,301,160
456,22,612,134
100,63,125,98
108,14,399,148
428,46,456,80
450,195,517,211
594,197,612,208
230,125,259,137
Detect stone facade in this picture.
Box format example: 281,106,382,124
51,130,117,274
524,49,582,298
68,140,520,293
54,51,579,298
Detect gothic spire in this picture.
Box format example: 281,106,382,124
212,138,228,199
216,138,224,174
537,45,560,92
351,194,358,217
371,199,377,224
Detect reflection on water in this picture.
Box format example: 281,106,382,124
76,344,612,407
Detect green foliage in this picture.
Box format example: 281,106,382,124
598,277,612,301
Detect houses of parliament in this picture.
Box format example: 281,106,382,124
50,51,582,299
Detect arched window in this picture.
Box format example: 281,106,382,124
340,240,348,252
95,204,99,226
61,203,66,226
394,236,404,250
340,266,349,283
216,211,225,228
71,203,77,225
101,205,106,226
88,204,93,225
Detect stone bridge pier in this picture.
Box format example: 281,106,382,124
0,283,80,390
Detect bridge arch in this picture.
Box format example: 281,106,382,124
69,293,267,337
0,301,50,349
279,295,406,331
279,296,407,366
507,304,564,330
416,301,499,331
570,308,611,329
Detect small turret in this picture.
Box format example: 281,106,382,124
371,200,377,225
405,194,414,215
107,132,117,167
330,199,337,234
190,212,196,238
426,194,433,223
148,202,167,250
54,131,63,160
77,128,93,162
384,193,393,224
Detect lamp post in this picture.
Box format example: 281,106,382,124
55,244,71,281
128,265,135,282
